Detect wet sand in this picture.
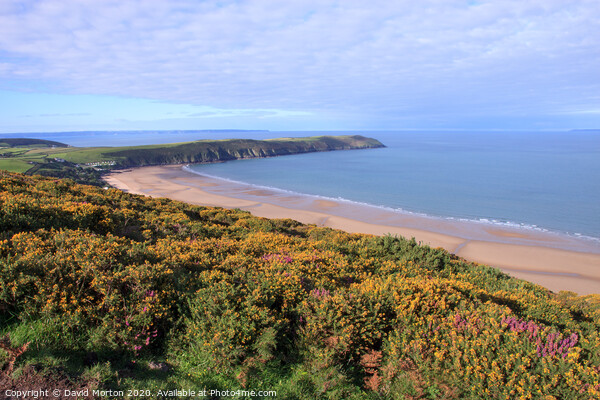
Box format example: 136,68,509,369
105,165,600,295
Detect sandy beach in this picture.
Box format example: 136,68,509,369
105,165,600,295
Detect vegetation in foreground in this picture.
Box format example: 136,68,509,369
1,171,599,399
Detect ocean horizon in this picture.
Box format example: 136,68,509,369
3,129,599,244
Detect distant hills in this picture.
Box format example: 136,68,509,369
100,135,385,168
0,134,385,185
0,138,68,148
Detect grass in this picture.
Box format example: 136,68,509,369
49,147,118,164
0,159,33,173
0,147,30,155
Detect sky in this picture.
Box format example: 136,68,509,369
0,0,599,133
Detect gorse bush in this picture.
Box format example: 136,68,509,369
1,171,599,399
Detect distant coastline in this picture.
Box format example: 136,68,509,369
0,133,384,185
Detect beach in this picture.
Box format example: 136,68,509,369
105,165,600,295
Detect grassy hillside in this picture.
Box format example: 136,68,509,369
54,135,385,167
0,139,69,175
0,138,68,148
0,135,384,187
0,159,32,174
1,172,599,399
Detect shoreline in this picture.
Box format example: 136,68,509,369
105,165,600,295
184,166,600,254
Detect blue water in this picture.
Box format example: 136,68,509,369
189,131,600,241
2,129,599,240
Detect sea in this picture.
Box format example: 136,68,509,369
2,129,599,245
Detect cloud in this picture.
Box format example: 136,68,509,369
0,0,599,127
34,112,91,117
187,108,311,118
561,108,600,115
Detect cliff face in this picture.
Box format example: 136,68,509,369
104,135,385,168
